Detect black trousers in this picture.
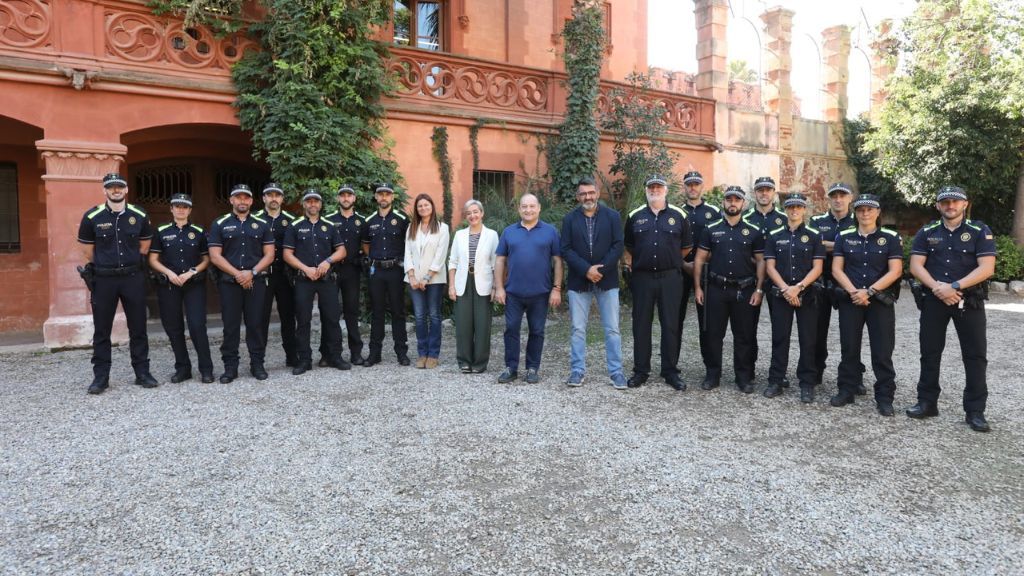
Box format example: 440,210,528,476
91,273,149,379
814,285,836,384
916,295,988,413
630,269,682,378
262,266,297,364
367,266,408,358
218,278,267,370
319,263,363,359
768,292,818,387
295,277,343,365
156,280,213,375
837,298,896,401
677,270,710,365
703,283,758,385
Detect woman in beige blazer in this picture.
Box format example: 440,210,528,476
447,199,499,373
405,194,450,368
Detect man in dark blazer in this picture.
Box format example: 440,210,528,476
560,177,626,389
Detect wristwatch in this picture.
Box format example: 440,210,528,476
867,287,877,297
796,282,806,291
951,281,961,291
755,288,764,294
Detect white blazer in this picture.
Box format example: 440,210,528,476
448,225,498,296
404,222,450,285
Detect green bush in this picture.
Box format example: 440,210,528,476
994,235,1024,282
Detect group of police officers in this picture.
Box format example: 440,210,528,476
77,169,998,432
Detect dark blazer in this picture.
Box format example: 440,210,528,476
560,204,624,292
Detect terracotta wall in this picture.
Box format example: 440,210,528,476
0,143,48,332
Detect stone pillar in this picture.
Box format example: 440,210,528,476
869,19,897,122
821,25,851,122
694,0,729,101
761,7,795,151
37,140,128,349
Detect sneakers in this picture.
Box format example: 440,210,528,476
610,373,628,390
498,368,518,383
525,368,540,384
566,371,584,387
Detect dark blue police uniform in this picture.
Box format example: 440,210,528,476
832,223,902,404
150,218,213,378
254,206,298,366
284,214,348,370
319,208,365,364
360,206,409,364
77,192,154,388
810,209,856,384
208,210,274,377
910,216,996,416
764,220,824,394
679,199,721,363
624,203,692,383
744,205,787,364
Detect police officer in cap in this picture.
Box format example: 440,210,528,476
907,186,997,432
829,194,903,415
255,182,298,367
208,183,275,382
78,173,158,394
622,174,692,390
693,185,765,393
678,170,721,366
284,189,351,374
319,184,366,366
360,182,410,367
763,193,824,402
745,176,787,379
147,193,214,383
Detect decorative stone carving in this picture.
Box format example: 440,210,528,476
0,0,52,49
105,9,255,72
597,86,700,133
389,54,549,113
37,141,127,182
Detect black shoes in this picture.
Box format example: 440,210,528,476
317,357,330,368
332,358,352,370
292,362,312,376
498,368,518,383
799,386,814,404
135,373,159,388
626,374,648,388
763,383,784,398
855,383,868,396
830,391,855,407
876,401,895,417
700,376,720,391
285,357,298,368
251,365,269,381
397,354,411,367
665,374,686,391
200,372,215,384
905,402,939,419
170,370,192,384
220,370,237,384
525,368,540,384
965,412,990,432
363,355,381,367
87,376,109,395
737,382,755,394
350,354,366,366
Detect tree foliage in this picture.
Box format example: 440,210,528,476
864,0,1024,236
548,3,605,201
431,126,453,229
842,118,901,208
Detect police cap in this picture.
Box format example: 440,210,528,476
170,193,193,207
102,173,127,188
645,174,668,187
827,182,853,196
852,194,881,209
753,176,776,190
302,189,323,202
936,185,968,202
230,183,253,197
262,182,284,195
783,193,808,208
683,171,703,185
724,185,746,199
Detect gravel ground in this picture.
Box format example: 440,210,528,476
1,294,1022,575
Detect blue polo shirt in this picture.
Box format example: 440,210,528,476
833,227,902,289
496,220,561,297
910,219,997,283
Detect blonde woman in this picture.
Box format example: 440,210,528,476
447,199,498,373
404,194,450,368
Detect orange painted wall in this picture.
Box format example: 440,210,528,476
0,144,49,331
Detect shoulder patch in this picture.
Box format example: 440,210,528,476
323,211,338,219
741,217,757,228
355,212,366,220
158,223,173,231
393,211,408,221
922,220,941,231
292,217,306,225
190,224,204,233
964,219,981,231
881,227,899,237
839,228,856,236
769,226,785,236
668,204,688,217
253,210,265,217
628,205,647,218
216,213,232,225
706,220,722,229
251,215,268,224
805,225,820,234
87,204,105,219
127,204,147,217
707,204,721,214
282,210,296,220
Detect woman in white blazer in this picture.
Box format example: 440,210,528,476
447,199,499,373
405,194,450,369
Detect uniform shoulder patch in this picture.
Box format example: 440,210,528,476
323,211,338,219
355,212,366,220
127,204,147,217
216,213,232,225
706,220,722,229
87,204,105,219
804,225,820,234
190,224,204,233
922,220,941,231
964,219,982,231
628,205,647,218
393,211,408,221
253,210,265,217
839,228,856,236
668,204,688,217
292,216,306,225
707,204,721,214
769,225,785,236
880,227,899,237
282,210,296,220
158,223,173,231
251,215,268,224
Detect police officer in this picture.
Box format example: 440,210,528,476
147,193,214,384
677,170,721,366
811,182,859,392
283,189,351,374
78,173,158,394
208,183,276,383
360,183,410,367
693,186,765,393
254,182,298,367
907,186,997,432
623,175,691,390
763,193,824,402
319,184,366,366
745,176,787,380
829,194,903,416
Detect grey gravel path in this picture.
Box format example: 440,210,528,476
1,295,1022,575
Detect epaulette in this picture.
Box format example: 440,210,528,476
190,224,204,233
668,204,688,217
355,212,366,220
706,204,722,213
251,215,268,224
922,220,941,231
216,213,232,225
393,211,408,221
964,219,982,231
706,220,723,229
769,225,785,236
127,204,147,217
282,210,296,220
839,228,856,236
805,224,820,234
322,215,336,226
628,205,647,218
323,211,338,220
253,210,265,217
158,223,173,232
86,204,105,219
741,217,758,228
880,227,899,237
292,216,306,225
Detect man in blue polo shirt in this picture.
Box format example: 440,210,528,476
494,193,563,384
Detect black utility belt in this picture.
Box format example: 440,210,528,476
371,258,402,269
708,272,755,289
634,268,680,278
94,266,140,277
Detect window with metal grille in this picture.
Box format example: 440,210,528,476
0,163,20,252
133,164,193,205
214,166,267,206
473,170,515,201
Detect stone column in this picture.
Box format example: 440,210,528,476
37,139,128,349
821,25,851,122
761,7,795,151
694,0,729,101
869,19,896,122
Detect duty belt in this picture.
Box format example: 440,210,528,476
94,265,140,277
708,272,755,289
370,258,401,269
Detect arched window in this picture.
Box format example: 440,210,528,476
393,1,444,52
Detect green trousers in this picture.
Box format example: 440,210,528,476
454,273,492,372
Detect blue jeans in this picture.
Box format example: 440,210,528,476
410,283,444,358
504,292,549,371
568,288,623,377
